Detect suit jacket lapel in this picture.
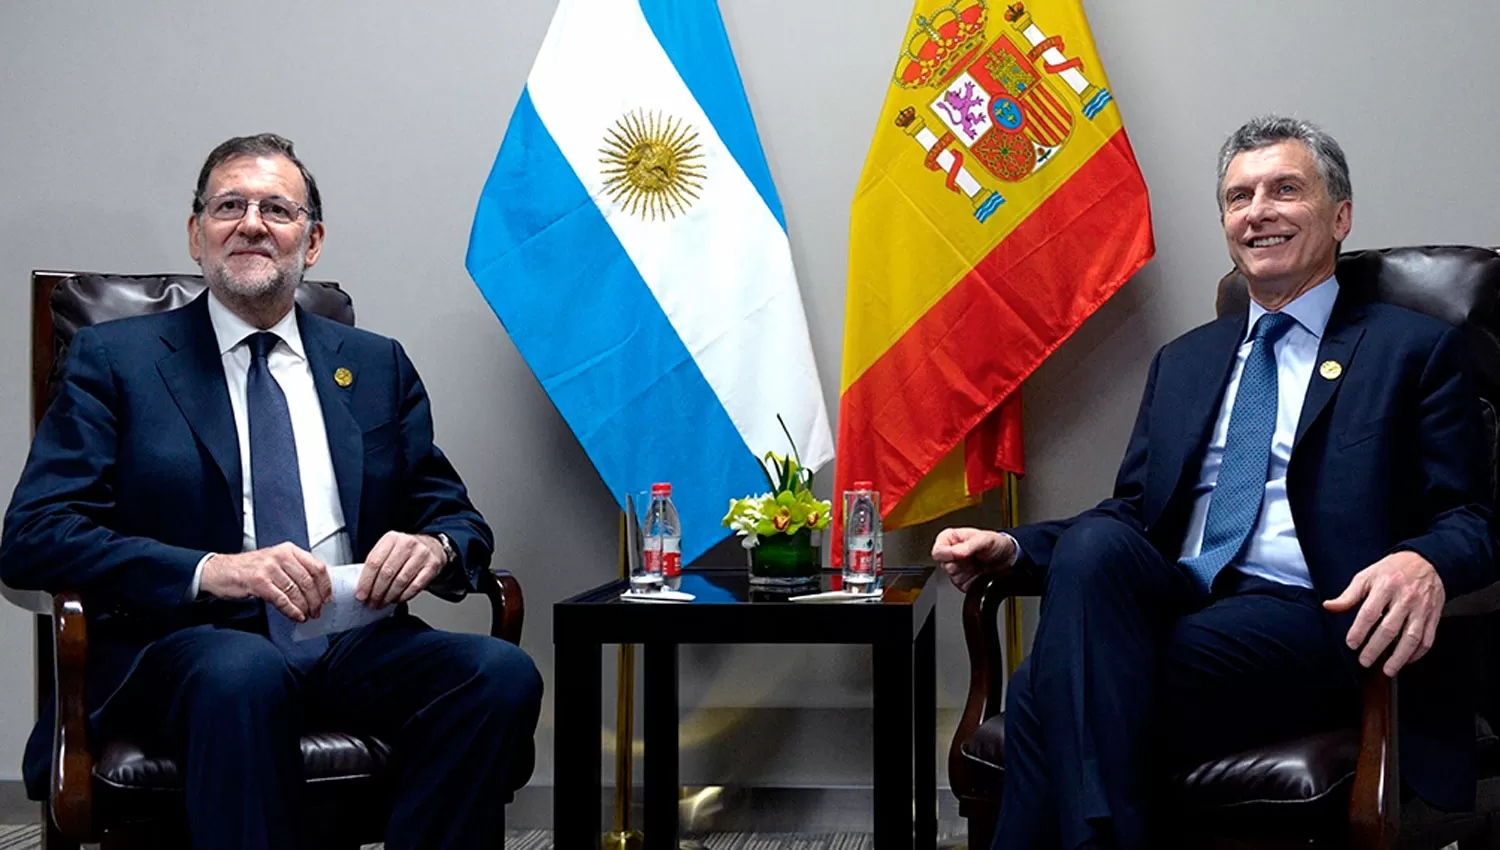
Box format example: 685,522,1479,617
1293,293,1367,450
1149,314,1245,524
298,308,363,549
156,295,243,527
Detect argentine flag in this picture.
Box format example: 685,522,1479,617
466,0,834,564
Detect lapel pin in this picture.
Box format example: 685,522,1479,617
334,367,354,388
1319,360,1343,380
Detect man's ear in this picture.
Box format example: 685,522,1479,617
187,214,202,263
302,221,326,268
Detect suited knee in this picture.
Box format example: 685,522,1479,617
1047,517,1155,595
466,639,544,725
180,635,295,714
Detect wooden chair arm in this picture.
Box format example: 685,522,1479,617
948,564,1045,801
1441,581,1500,619
480,567,524,646
1342,577,1492,848
1348,670,1398,850
50,591,92,841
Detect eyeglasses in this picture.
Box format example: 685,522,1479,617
200,194,311,225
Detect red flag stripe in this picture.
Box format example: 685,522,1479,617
836,128,1154,517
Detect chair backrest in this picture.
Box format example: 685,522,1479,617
31,271,354,429
1216,246,1500,397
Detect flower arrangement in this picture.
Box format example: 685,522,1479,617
721,416,833,549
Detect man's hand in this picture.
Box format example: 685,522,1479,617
931,527,1017,593
357,531,446,609
1324,550,1446,677
200,542,333,622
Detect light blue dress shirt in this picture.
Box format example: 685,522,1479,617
1176,276,1340,589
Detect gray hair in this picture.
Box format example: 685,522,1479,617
193,133,323,223
1215,116,1351,212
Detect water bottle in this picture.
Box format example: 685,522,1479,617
843,481,882,592
638,482,682,590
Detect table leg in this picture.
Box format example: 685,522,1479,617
554,640,602,848
644,641,679,850
915,611,937,850
874,634,915,849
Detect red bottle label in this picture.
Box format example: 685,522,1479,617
847,537,875,575
644,537,682,577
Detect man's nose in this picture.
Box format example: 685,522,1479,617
235,203,270,235
1246,188,1277,222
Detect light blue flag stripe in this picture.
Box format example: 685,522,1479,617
637,0,787,230
466,90,769,564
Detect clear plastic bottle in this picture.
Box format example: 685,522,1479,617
843,480,882,592
636,482,682,591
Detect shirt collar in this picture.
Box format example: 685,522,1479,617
206,290,305,360
1245,274,1340,342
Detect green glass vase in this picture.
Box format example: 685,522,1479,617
747,527,821,587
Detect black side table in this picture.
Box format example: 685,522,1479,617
553,567,939,850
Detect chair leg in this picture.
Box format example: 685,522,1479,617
42,812,80,850
967,809,997,850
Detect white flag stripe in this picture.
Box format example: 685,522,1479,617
527,0,833,470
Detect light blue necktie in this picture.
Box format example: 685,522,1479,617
1180,311,1296,594
247,332,328,670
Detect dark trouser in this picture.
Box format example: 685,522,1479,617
101,613,543,850
994,517,1359,850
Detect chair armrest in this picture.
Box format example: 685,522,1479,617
479,567,524,645
0,584,52,614
1441,581,1500,619
948,564,1045,802
1348,670,1398,850
50,592,93,841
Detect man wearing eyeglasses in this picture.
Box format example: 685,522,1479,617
0,134,541,850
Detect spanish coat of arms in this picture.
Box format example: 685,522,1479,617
891,0,1114,222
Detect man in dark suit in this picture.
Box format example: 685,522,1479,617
933,115,1495,849
0,134,542,850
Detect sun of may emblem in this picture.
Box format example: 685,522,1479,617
599,110,706,221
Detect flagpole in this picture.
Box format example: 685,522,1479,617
604,512,644,850
1003,472,1025,676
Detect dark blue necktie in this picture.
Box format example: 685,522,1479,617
247,332,327,670
1180,311,1296,594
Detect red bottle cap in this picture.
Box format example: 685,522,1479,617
651,482,672,495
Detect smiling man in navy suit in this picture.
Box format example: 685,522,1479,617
934,116,1495,849
0,134,542,850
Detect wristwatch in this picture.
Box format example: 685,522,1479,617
434,532,459,567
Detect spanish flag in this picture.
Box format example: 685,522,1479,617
835,0,1153,545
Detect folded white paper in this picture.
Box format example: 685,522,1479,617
619,589,696,603
291,563,395,641
788,589,883,604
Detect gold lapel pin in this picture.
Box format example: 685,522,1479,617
1319,360,1343,380
334,367,354,388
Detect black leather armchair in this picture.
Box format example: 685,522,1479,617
948,247,1500,849
17,271,529,849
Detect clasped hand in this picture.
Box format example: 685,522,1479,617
200,531,446,621
355,531,446,609
1325,550,1446,677
930,527,1016,592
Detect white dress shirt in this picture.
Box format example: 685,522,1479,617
1176,276,1340,589
189,293,351,597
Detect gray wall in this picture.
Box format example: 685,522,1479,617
1,0,1498,810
